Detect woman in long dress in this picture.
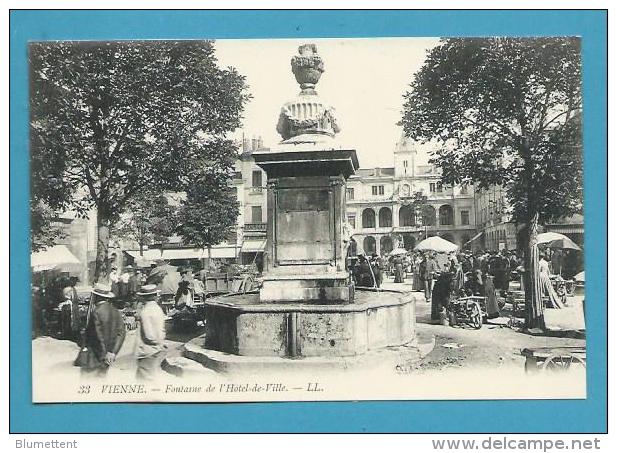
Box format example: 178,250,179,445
394,257,404,283
539,254,564,308
484,274,500,318
412,255,423,291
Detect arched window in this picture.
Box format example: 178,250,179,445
439,205,454,226
402,233,416,251
399,205,416,227
422,205,436,226
378,207,392,228
380,236,393,255
362,209,376,228
363,236,376,255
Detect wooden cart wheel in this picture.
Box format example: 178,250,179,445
470,302,483,329
541,353,586,372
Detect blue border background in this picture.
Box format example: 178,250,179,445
9,10,607,433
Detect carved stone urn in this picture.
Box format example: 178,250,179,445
291,44,324,92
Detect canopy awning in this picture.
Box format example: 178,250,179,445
124,249,163,261
160,248,204,260
127,246,239,261
241,238,266,253
464,231,484,245
31,245,80,272
206,246,239,259
545,225,584,234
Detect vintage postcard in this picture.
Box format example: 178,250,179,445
29,36,586,403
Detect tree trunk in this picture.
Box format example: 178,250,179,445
522,212,545,329
94,213,111,283
207,245,212,273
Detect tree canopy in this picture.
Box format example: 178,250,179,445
401,37,582,328
30,40,250,278
401,37,582,226
30,101,72,252
111,193,178,255
176,139,240,253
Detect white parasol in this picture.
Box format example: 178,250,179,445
388,247,409,256
537,232,581,250
414,236,459,253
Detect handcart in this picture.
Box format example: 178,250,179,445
521,346,586,373
447,295,486,329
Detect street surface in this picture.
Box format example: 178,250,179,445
381,277,586,373
33,278,586,377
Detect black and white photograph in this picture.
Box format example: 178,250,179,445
28,36,586,403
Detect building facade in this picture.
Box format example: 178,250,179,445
473,185,518,251
346,136,478,256
234,137,268,270
474,185,584,252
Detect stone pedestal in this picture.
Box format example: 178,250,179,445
190,44,418,368
253,149,359,304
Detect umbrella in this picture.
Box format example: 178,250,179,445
414,236,458,253
146,263,178,285
537,232,569,244
548,237,581,251
574,271,585,282
389,247,409,256
537,232,580,250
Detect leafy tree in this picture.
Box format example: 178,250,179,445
30,201,65,253
112,193,178,256
30,40,249,280
29,89,73,252
401,38,582,328
175,138,240,269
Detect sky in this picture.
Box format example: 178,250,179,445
214,38,440,169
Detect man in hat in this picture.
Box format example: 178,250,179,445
79,283,126,378
135,284,167,381
371,253,383,288
422,253,439,302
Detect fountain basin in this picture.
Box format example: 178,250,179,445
201,289,416,358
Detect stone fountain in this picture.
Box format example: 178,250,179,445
185,44,416,372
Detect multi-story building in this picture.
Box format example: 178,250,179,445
474,185,518,251
474,185,584,252
234,136,268,270
346,136,478,255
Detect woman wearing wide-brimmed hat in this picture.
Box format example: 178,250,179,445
75,283,126,378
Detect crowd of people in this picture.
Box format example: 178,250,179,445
33,245,581,378
32,261,222,339
350,249,520,292
32,260,238,381
349,246,582,323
